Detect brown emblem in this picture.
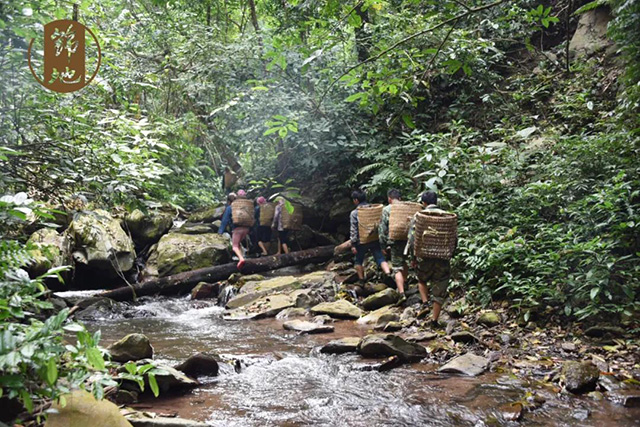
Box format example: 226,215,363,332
28,20,101,93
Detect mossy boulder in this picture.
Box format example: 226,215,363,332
189,204,226,223
226,276,301,309
562,361,600,394
44,390,132,427
361,288,400,311
357,305,400,326
477,311,501,327
125,209,172,246
67,210,136,280
358,334,427,362
156,232,230,277
311,299,363,319
108,333,153,363
191,282,220,300
26,228,71,277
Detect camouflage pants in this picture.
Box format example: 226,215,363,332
388,241,408,273
416,258,451,305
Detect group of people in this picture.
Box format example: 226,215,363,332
350,189,452,326
218,190,291,269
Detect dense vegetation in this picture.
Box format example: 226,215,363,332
1,0,639,420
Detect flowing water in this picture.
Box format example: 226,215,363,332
73,296,639,426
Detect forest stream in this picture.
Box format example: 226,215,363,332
58,276,640,427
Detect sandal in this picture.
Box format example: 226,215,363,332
237,259,246,270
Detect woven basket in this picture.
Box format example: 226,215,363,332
357,204,383,244
231,199,255,227
259,203,275,226
389,201,422,241
282,204,303,230
414,210,457,260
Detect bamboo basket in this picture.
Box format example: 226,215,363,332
259,203,275,226
414,210,457,260
389,201,422,241
357,204,383,244
282,204,303,230
231,199,255,227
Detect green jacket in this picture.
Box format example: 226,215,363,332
378,204,393,248
406,204,448,259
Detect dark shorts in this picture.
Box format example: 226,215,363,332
388,241,408,272
257,226,271,243
354,242,386,266
416,258,451,304
278,229,289,245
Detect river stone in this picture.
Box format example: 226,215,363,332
156,232,229,277
125,209,173,246
438,353,489,377
174,352,219,378
26,228,71,277
607,390,640,408
224,293,295,320
320,337,362,354
126,414,208,427
361,288,400,311
276,307,308,319
75,298,125,321
233,274,266,287
283,319,335,334
376,321,403,332
358,334,427,362
562,361,600,394
450,331,480,344
476,311,501,327
108,333,153,363
44,390,132,427
311,299,363,319
190,282,220,300
405,332,438,342
357,305,400,326
292,289,323,309
227,276,301,309
189,204,225,223
67,210,136,280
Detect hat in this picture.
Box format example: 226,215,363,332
237,189,247,197
257,196,267,205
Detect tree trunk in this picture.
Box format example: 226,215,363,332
97,245,335,302
248,0,259,32
355,5,370,62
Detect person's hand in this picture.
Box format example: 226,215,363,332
351,247,357,255
382,249,388,257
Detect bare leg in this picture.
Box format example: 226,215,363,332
418,281,429,304
402,265,408,283
276,238,282,255
258,241,269,256
432,301,442,322
395,270,405,294
355,265,365,281
380,261,391,275
232,245,244,263
283,243,290,254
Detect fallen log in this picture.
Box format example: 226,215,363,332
97,245,335,302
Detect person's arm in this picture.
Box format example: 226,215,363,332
219,206,231,234
379,207,389,248
405,215,416,259
349,209,359,245
272,205,280,229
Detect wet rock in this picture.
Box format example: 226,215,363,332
358,334,427,362
283,319,335,334
607,390,640,408
126,414,208,427
362,282,388,297
156,232,229,277
67,210,136,283
141,243,159,278
44,390,131,427
476,311,501,327
438,353,489,377
561,342,577,352
311,299,363,319
26,227,71,277
361,288,400,311
375,321,403,332
190,282,220,300
571,408,590,421
357,305,400,326
400,307,417,323
569,6,613,58
131,360,198,392
125,209,173,246
188,204,225,223
584,325,625,338
232,273,266,286
358,355,403,372
561,361,600,394
174,352,219,378
498,402,523,422
276,307,308,319
226,276,300,309
592,355,609,373
108,333,153,363
405,332,437,343
292,289,323,309
224,293,295,320
75,298,126,321
450,331,480,344
327,261,352,272
312,315,334,324
588,391,604,401
320,337,361,354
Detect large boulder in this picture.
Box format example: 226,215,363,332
310,299,363,319
357,305,400,326
44,390,132,427
190,282,220,300
329,197,354,224
226,276,301,309
156,232,229,277
174,352,219,378
358,334,426,362
569,6,613,58
477,311,501,327
108,333,154,363
438,353,489,377
67,210,136,282
125,209,172,247
361,288,400,311
224,293,295,320
26,228,71,277
320,337,362,354
189,204,226,223
562,361,600,394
